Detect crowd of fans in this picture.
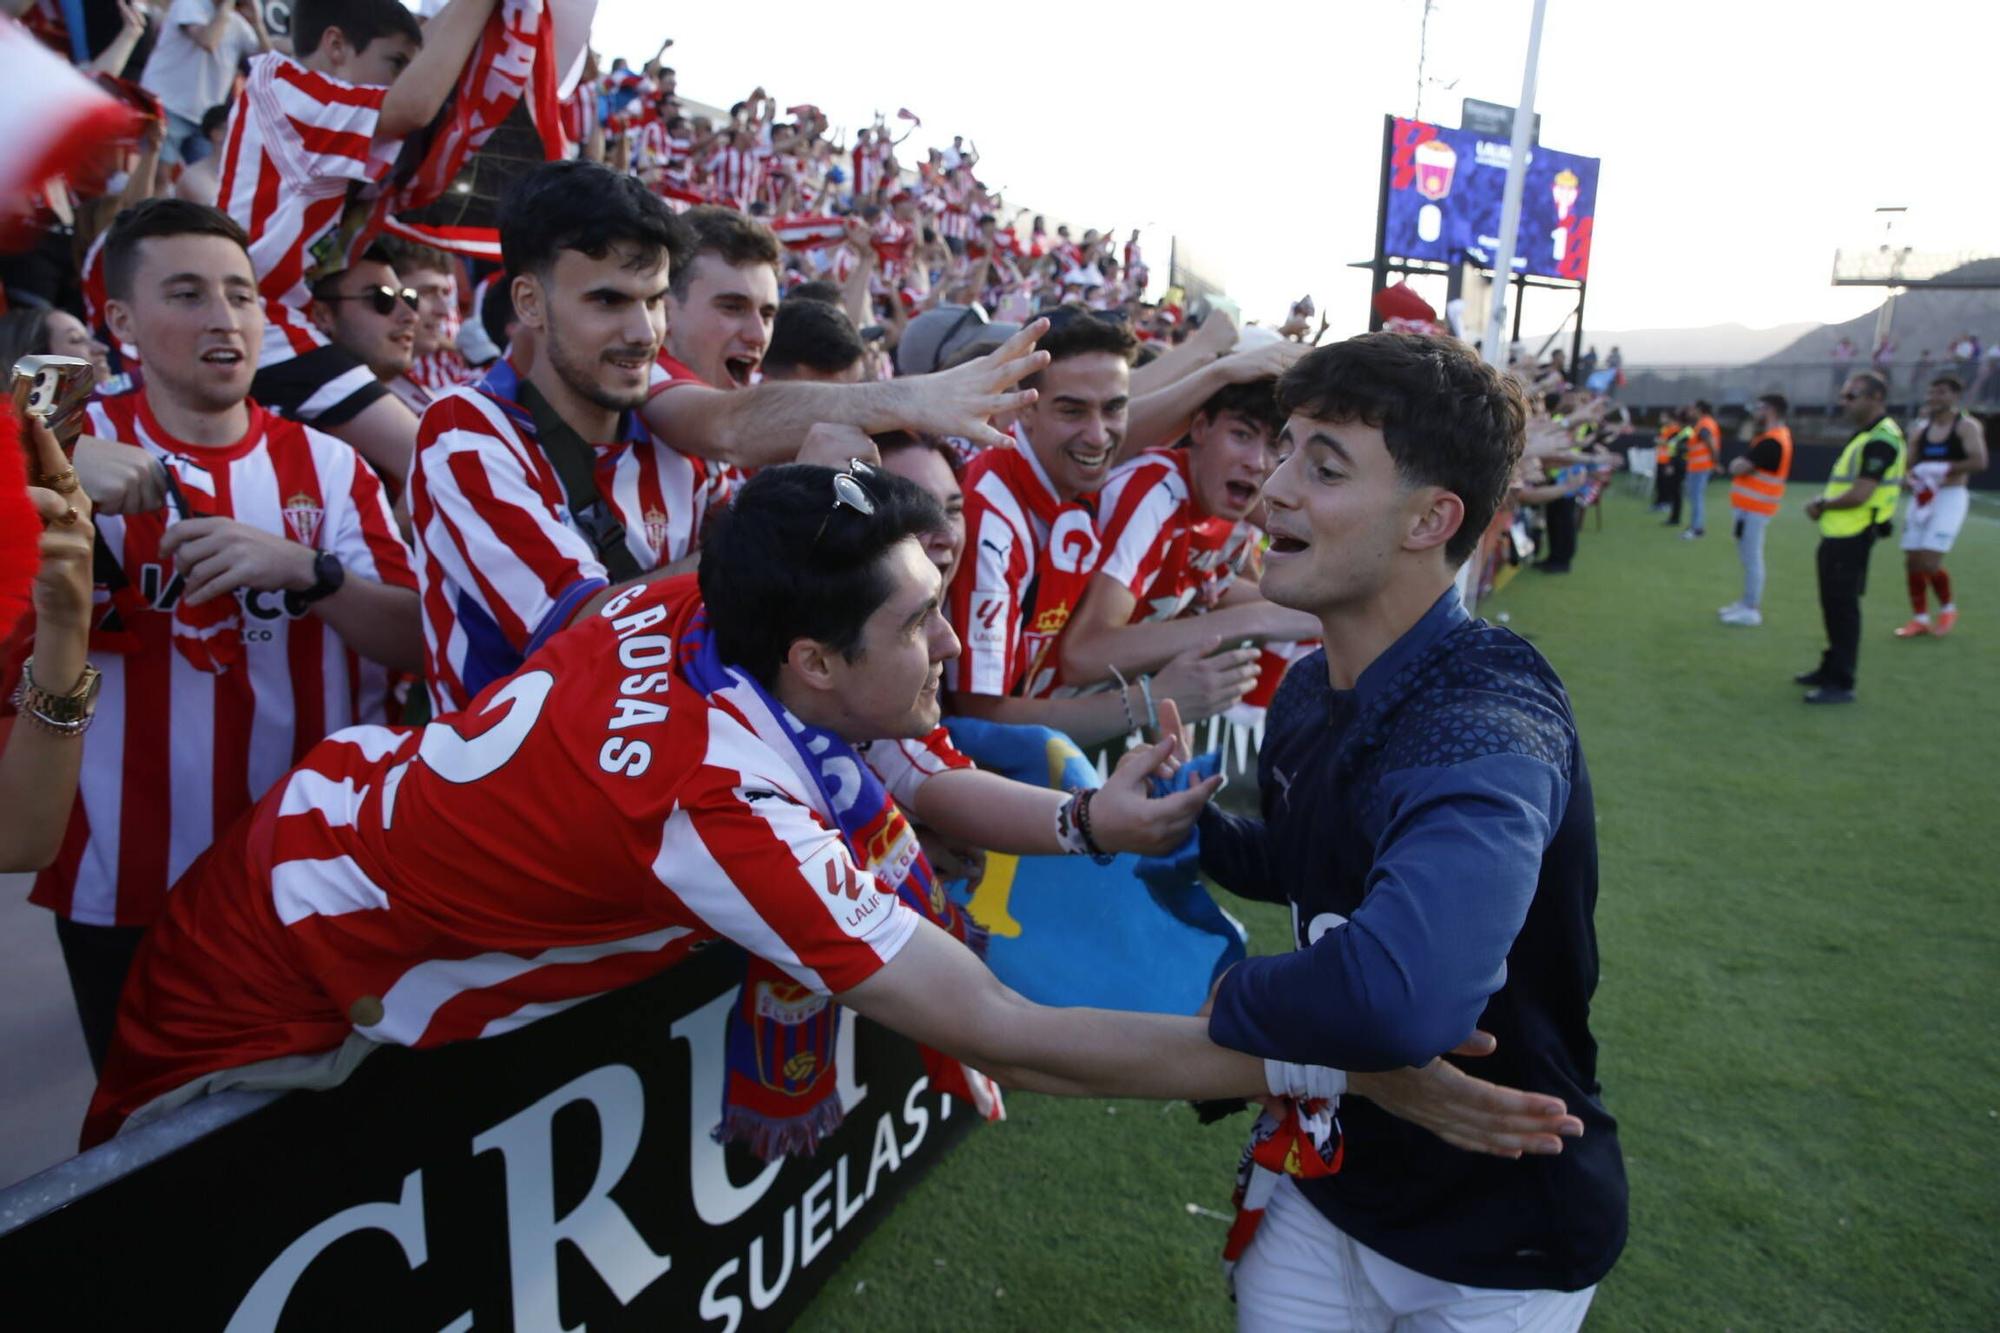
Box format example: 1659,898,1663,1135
0,0,1332,1119
0,7,1641,1324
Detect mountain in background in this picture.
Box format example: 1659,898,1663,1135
1520,322,1822,366
1519,261,2000,369
1760,259,2000,366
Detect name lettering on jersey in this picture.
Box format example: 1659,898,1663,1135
596,597,675,778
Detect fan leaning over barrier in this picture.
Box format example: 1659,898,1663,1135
86,461,1580,1185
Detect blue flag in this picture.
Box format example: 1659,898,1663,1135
941,717,1246,1015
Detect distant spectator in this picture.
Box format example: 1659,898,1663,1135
307,247,423,412
138,0,271,165
0,306,111,387
381,239,478,393
1976,339,2000,406
1949,330,1981,384
1830,335,1859,402
171,103,234,206
761,296,866,383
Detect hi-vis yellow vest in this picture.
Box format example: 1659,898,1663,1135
1819,417,1906,538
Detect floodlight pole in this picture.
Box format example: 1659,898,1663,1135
1480,0,1549,369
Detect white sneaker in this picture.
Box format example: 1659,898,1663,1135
1721,606,1763,626
1717,601,1745,619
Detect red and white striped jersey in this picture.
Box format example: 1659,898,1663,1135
10,393,413,928
85,576,965,1143
852,142,884,198
872,214,914,278
217,53,401,369
408,349,478,392
945,436,1092,700
1092,448,1243,622
757,153,800,211
631,115,673,175
649,347,712,395
409,361,733,715
704,145,765,210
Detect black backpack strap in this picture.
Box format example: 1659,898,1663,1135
514,380,644,584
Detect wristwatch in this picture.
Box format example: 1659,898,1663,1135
12,657,102,736
298,550,346,606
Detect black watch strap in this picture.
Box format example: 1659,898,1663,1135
299,550,346,606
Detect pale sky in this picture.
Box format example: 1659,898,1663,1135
589,0,2000,340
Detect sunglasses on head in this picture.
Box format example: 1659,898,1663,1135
1039,304,1121,335
322,285,419,317
812,458,879,548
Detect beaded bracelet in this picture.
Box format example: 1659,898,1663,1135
1106,664,1139,736
1071,787,1113,864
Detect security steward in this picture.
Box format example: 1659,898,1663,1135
1797,372,1905,703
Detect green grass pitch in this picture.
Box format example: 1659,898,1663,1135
798,482,2000,1332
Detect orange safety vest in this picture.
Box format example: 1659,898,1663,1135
1654,422,1678,465
1730,425,1793,515
1687,416,1719,472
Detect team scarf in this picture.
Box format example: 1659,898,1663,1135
771,214,850,253
988,441,1100,699
677,601,1000,1161
345,0,567,268
156,449,244,674
1221,1097,1343,1290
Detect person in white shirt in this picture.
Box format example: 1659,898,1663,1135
138,0,272,164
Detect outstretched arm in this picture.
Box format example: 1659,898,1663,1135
377,0,502,142
641,318,1050,466
841,917,1271,1099
912,730,1221,858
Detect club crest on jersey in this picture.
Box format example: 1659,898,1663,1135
642,504,668,552
282,492,324,549
1033,605,1073,634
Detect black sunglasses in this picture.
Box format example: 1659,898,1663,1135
322,285,419,317
812,459,879,547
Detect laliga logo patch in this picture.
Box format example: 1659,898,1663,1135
968,591,1007,650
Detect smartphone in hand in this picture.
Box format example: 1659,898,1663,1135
11,355,95,465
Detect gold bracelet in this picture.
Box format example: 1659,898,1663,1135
12,657,101,737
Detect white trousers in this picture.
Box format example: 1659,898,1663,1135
1233,1177,1597,1333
